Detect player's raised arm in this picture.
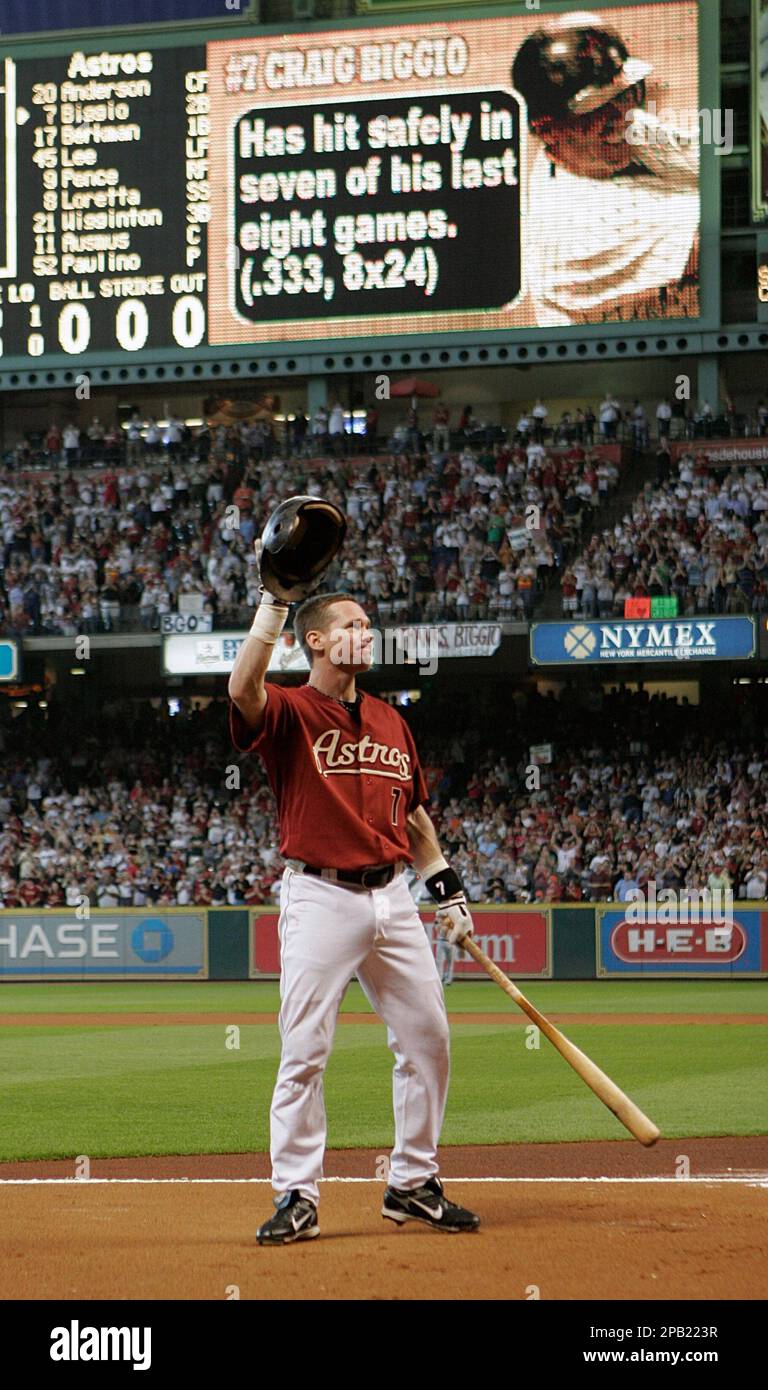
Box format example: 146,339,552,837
229,497,347,732
227,542,289,732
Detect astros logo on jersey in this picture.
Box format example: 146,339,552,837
312,729,412,781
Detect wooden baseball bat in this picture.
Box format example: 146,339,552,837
459,935,660,1147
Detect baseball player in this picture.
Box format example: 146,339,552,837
512,11,699,325
436,935,457,987
228,500,480,1244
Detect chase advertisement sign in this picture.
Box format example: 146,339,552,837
0,911,207,980
530,617,756,666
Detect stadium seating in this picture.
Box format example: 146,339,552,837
3,686,765,908
563,453,768,618
0,408,622,633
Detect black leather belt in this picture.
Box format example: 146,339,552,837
300,863,398,889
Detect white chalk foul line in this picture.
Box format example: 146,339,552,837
0,1176,767,1187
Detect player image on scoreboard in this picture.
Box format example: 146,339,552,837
511,8,699,325
206,1,700,344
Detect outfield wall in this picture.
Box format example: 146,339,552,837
1,904,766,981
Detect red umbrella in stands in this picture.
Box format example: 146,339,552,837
389,378,441,421
388,377,441,399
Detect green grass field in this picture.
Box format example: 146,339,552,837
0,981,766,1161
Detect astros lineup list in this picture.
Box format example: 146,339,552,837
1,44,208,358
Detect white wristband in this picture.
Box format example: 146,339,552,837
249,596,289,645
420,855,449,880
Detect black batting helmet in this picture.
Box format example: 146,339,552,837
512,13,652,123
259,495,347,602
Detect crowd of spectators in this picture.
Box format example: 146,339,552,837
1,407,623,636
3,685,767,909
6,388,768,636
562,449,768,619
5,389,764,477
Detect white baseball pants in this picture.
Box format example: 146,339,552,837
269,865,450,1204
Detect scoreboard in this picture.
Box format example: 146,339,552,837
0,44,209,360
0,3,706,374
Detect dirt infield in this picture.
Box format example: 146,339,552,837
1,1172,766,1301
1,1139,766,1301
1,1012,765,1027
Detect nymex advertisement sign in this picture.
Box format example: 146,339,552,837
251,907,551,979
597,906,768,977
531,617,756,666
0,911,208,980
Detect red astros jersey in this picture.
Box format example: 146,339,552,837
229,684,429,869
